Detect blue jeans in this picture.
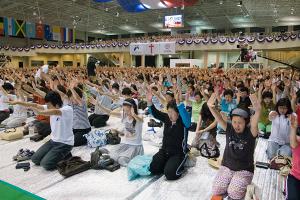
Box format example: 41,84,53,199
32,140,73,170
266,141,292,160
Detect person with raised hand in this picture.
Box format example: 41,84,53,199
147,86,191,180
286,114,300,200
209,93,261,200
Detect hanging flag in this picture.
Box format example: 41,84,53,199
0,17,4,35
144,42,160,55
36,23,44,39
12,19,26,37
52,25,61,41
44,24,53,40
130,43,146,55
26,22,36,38
69,28,73,42
4,17,13,36
159,42,176,54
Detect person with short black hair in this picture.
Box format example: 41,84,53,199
266,98,294,160
9,91,74,170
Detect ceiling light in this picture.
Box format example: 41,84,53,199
116,12,119,17
237,1,242,7
219,1,223,5
105,8,108,12
33,11,37,16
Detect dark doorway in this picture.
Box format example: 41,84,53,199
18,62,23,68
135,56,141,67
145,55,156,67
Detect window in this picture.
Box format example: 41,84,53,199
250,27,265,33
31,60,44,67
272,26,288,32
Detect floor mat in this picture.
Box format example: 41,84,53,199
0,180,45,200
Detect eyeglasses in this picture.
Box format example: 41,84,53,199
4,128,16,133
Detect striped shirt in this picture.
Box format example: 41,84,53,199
72,98,91,129
87,85,113,115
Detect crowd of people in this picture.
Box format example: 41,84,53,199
0,64,299,200
89,31,299,45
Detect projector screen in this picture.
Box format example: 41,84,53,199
164,15,183,28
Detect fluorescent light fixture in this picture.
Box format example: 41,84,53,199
128,30,145,33
150,23,163,28
187,20,206,26
119,25,134,30
159,28,171,32
280,16,300,22
90,30,107,34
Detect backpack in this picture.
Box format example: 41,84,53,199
90,147,115,170
106,129,121,145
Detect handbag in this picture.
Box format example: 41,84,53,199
269,155,292,170
83,129,108,148
105,129,121,145
0,127,23,141
199,142,220,159
57,156,91,177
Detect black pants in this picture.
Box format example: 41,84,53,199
88,114,109,128
0,111,10,124
149,149,185,180
73,127,91,147
31,140,73,171
286,174,300,200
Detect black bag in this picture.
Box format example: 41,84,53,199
57,156,91,177
90,147,103,169
199,143,220,159
105,162,120,172
106,129,121,145
90,147,114,169
30,134,44,142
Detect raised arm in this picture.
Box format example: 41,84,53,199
7,100,45,110
289,114,299,148
146,88,168,123
207,93,227,131
249,93,262,137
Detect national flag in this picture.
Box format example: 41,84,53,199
4,17,13,36
52,25,61,41
26,22,36,38
44,24,52,40
12,19,26,37
0,17,4,35
36,23,44,39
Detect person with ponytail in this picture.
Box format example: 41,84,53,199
107,98,144,166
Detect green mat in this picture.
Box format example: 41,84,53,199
0,180,45,200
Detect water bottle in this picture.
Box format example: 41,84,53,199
29,126,35,135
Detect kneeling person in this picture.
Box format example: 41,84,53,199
10,91,74,170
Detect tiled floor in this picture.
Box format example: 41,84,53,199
0,116,285,200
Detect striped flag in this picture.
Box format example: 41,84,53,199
4,17,13,36
26,22,36,38
61,27,73,42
